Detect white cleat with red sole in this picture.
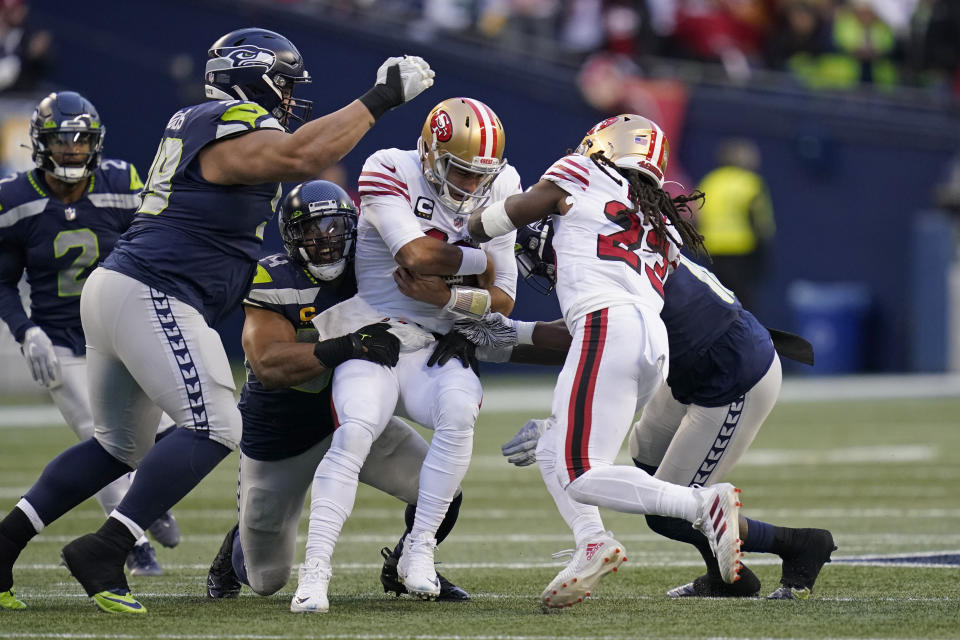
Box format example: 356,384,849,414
540,532,627,609
693,483,744,584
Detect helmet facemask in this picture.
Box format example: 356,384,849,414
35,128,104,184
421,138,503,214
515,219,557,294
284,213,356,281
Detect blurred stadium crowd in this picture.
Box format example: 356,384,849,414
285,0,960,95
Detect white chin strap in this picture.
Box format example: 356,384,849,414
306,258,347,281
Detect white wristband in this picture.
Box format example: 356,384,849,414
455,246,488,276
480,199,516,238
443,286,491,320
515,320,536,345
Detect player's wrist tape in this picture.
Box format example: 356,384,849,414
444,286,491,320
359,69,402,121
514,320,536,346
480,200,515,239
455,247,488,276
313,334,363,368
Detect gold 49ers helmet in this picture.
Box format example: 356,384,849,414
418,97,506,213
575,114,669,187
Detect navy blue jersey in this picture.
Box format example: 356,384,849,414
662,256,774,407
238,253,358,461
103,100,284,326
0,162,142,354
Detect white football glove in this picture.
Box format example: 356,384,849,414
376,55,435,104
453,312,519,349
501,418,548,467
22,326,60,387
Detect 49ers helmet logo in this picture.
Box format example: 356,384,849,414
586,116,619,136
430,110,453,142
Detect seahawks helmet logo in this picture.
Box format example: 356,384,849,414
219,46,276,69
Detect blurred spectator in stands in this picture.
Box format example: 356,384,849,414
668,0,771,81
766,0,832,85
0,0,50,93
479,0,561,58
820,0,898,88
903,0,960,94
695,138,775,311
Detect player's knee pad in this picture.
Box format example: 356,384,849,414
432,387,479,435
247,564,291,597
330,422,376,460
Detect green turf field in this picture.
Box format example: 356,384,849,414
1,379,958,639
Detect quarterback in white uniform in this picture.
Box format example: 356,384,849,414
468,114,746,608
307,98,520,604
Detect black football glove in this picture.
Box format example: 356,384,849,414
428,330,478,373
314,323,400,368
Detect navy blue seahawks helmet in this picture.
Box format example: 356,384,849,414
515,218,557,294
29,91,105,184
279,180,358,281
205,28,312,130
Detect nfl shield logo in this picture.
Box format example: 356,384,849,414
454,217,464,228
65,207,76,221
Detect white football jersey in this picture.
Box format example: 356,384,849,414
355,148,521,333
542,154,680,325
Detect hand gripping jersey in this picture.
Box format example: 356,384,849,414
355,148,521,333
541,154,680,325
238,253,358,461
0,162,143,354
103,100,284,326
662,255,775,407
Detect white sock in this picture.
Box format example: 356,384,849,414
411,422,472,538
305,445,364,561
535,429,605,546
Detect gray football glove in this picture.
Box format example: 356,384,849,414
453,312,519,349
501,418,548,467
377,55,434,103
22,326,60,387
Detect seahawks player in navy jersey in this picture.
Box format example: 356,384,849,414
0,92,179,601
204,181,467,613
0,28,435,614
491,220,836,601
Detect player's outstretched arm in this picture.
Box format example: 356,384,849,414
201,56,435,185
242,306,400,389
467,180,568,243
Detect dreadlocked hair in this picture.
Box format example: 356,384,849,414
589,151,708,257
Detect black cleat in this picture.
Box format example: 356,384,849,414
61,533,131,597
0,531,19,594
768,528,836,600
379,546,469,601
667,564,761,598
207,524,242,599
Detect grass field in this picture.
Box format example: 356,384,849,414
1,377,959,639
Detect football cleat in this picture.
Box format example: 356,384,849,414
126,542,163,577
667,564,761,598
61,532,133,608
91,588,146,614
397,532,440,600
379,546,470,601
692,483,743,584
206,524,242,599
290,557,331,613
0,589,26,610
541,532,627,609
147,512,181,549
767,528,836,600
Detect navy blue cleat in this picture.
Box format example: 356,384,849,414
126,542,163,577
147,512,181,549
379,546,469,601
768,529,836,600
207,524,242,599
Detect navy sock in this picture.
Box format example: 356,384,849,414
742,517,776,553
114,427,231,530
0,507,37,550
231,530,250,587
23,438,132,526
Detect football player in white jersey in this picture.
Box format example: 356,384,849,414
467,114,747,608
305,98,520,606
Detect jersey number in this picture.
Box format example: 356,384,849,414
140,137,184,215
596,200,669,296
54,228,100,297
